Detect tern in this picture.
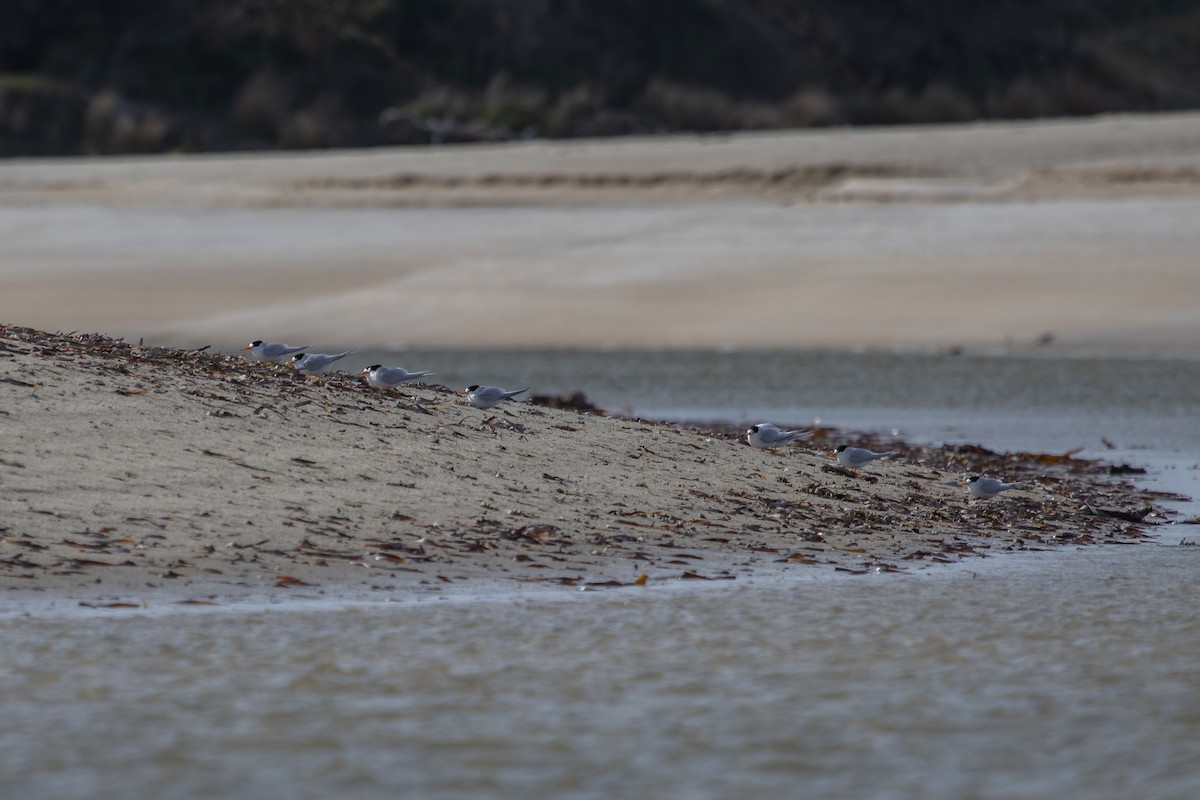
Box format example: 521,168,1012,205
286,351,353,376
357,364,435,390
465,385,528,408
963,475,1019,499
241,340,312,364
746,423,811,450
833,445,895,470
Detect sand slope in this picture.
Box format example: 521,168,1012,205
1,326,1162,606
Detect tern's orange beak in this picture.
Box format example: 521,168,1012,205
958,480,968,487
455,390,467,396
241,345,253,351
355,369,369,376
829,450,837,458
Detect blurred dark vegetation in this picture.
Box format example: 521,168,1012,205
2,0,1199,156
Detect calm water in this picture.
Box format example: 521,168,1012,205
3,351,1198,799
3,541,1199,800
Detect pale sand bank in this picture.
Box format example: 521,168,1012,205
1,327,1166,607
1,113,1200,354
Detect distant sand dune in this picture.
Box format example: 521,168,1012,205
2,112,1199,355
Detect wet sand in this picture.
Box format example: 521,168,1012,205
1,326,1165,607
2,112,1200,354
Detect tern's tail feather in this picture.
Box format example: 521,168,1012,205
331,351,353,361
508,388,529,398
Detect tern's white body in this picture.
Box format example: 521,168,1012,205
242,340,312,364
465,385,527,408
358,364,435,390
965,476,1019,499
834,446,895,469
287,351,353,376
746,423,811,450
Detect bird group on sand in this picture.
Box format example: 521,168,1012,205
744,421,1019,499
243,339,1017,500
242,339,528,409
742,420,1018,500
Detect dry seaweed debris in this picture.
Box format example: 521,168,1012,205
529,390,606,414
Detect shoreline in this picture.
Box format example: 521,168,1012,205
1,533,1177,619
2,326,1176,612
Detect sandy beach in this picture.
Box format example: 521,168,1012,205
2,114,1196,605
2,112,1199,354
1,325,1166,607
